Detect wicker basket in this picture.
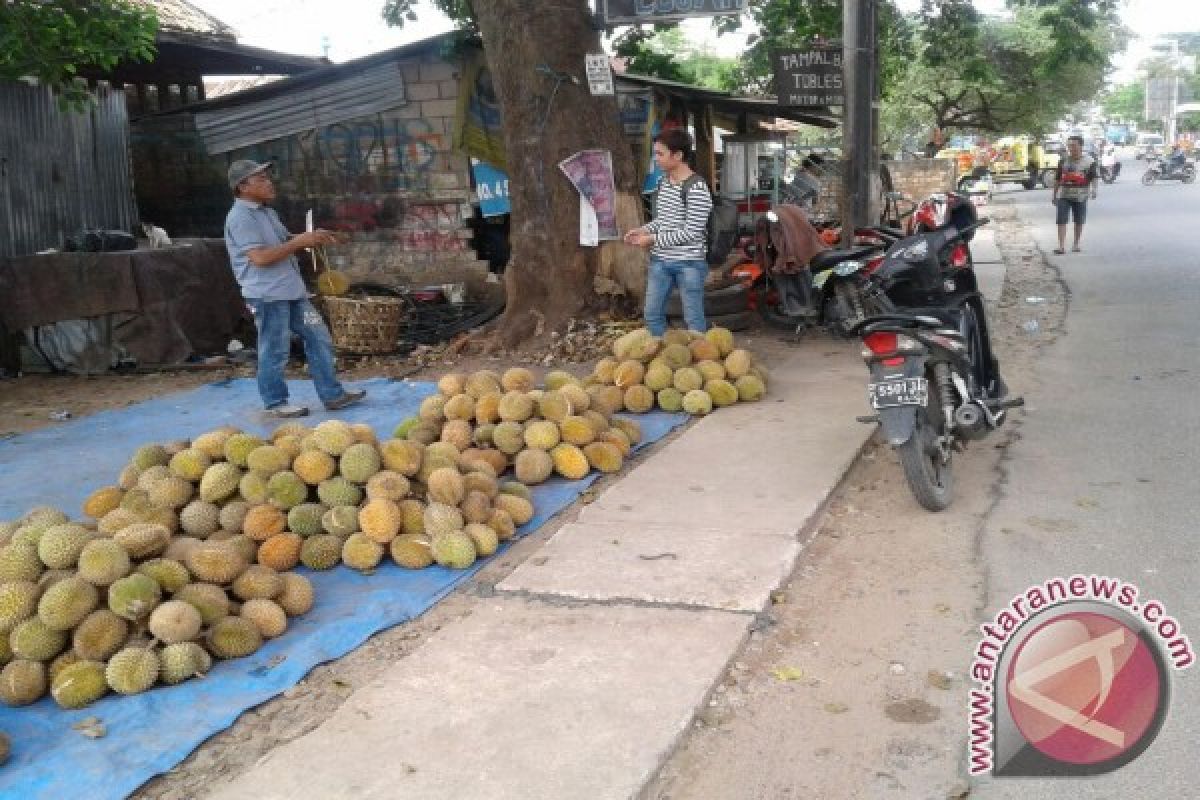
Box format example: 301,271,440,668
322,295,406,355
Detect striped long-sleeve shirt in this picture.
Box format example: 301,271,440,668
644,175,712,261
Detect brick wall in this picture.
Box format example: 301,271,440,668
131,52,491,293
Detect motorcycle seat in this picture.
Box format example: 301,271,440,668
810,245,881,270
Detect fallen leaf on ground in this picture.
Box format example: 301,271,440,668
771,666,805,682
823,701,850,714
72,717,106,738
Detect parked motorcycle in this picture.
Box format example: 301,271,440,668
852,194,1022,511
731,213,898,336
1142,157,1196,185
1099,149,1121,184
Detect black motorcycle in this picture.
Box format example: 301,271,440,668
853,197,1022,511
1099,161,1121,184
1142,157,1196,185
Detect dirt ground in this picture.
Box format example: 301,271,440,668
643,206,1070,800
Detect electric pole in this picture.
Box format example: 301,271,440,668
842,0,876,248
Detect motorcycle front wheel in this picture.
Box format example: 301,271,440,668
896,376,954,511
1142,171,1158,186
1184,168,1196,185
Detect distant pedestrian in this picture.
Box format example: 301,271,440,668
223,160,366,418
624,129,713,335
1051,135,1097,254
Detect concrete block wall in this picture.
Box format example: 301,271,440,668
887,159,957,202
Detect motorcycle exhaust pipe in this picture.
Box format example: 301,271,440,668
954,404,990,440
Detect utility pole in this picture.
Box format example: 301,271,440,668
842,0,876,248
1167,38,1180,146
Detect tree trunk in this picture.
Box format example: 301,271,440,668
475,0,645,347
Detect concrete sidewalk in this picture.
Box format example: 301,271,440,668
210,345,875,800
210,228,1013,800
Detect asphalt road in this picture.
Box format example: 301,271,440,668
973,167,1200,795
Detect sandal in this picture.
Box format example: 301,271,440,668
1052,248,1066,254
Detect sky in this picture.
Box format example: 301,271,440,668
189,0,1200,87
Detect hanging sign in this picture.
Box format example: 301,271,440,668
773,45,844,107
602,0,747,25
585,54,615,96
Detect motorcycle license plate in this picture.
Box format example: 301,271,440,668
869,377,928,409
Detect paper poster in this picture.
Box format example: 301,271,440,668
579,198,599,247
558,149,619,240
471,160,511,217
456,50,507,169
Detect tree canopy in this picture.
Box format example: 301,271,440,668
0,0,158,110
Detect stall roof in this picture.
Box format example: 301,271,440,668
616,73,838,129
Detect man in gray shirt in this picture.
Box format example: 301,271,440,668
224,160,365,417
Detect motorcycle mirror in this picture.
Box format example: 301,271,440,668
766,211,780,223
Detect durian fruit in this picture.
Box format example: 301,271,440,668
0,582,39,634
473,424,497,448
419,393,449,423
0,659,47,705
695,359,727,383
623,385,655,414
491,422,526,456
192,429,234,461
106,646,160,694
543,369,579,391
423,503,465,537
37,524,90,570
437,373,468,397
559,416,596,447
501,367,535,392
293,449,337,486
207,616,263,659
73,610,129,661
51,659,108,708
398,499,426,537
514,449,554,485
231,565,282,601
47,648,82,684
114,523,171,560
689,337,721,362
266,471,308,510
173,583,230,626
237,471,269,505
159,642,211,685
587,385,625,416
724,349,753,379
583,442,624,474
271,421,310,442
82,487,124,520
365,470,410,502
321,506,359,537
218,501,251,534
661,342,693,369
148,600,203,644
735,374,766,402
474,391,503,425
494,493,536,526
162,536,202,564
117,464,142,491
460,491,493,525
487,509,516,542
463,470,499,499
199,462,243,504
431,531,477,569
464,523,499,558
137,559,191,594
222,433,265,468
522,420,560,451
340,442,382,484
439,419,474,451
551,443,590,481
644,361,674,392
379,439,424,477
597,428,632,457
613,360,646,389
240,598,288,638
497,391,535,423
341,533,384,571
705,326,735,357
317,477,363,508
682,389,714,416
228,534,261,566
276,573,314,617
131,444,170,470
310,420,355,456
286,503,327,537
243,505,287,542
610,417,642,446
300,535,343,570
185,542,248,585
244,445,289,476
0,542,44,582
560,383,592,414
673,367,704,393
10,617,67,661
498,481,533,501
37,577,99,631
148,475,194,510
443,393,476,421
425,467,465,506
406,421,441,446
76,539,134,593
662,329,694,348
591,357,618,384
705,379,739,408
168,447,212,483
390,534,433,569
258,533,303,572
108,573,162,621
465,370,503,399
359,498,403,544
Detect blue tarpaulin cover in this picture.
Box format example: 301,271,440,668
0,377,688,799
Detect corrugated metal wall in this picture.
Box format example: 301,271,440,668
0,83,138,258
193,61,408,155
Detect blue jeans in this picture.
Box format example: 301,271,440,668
249,298,345,409
644,258,707,336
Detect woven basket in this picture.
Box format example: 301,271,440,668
322,295,405,355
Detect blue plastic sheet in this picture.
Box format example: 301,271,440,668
0,377,688,799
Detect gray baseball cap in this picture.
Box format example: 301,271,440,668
227,159,272,190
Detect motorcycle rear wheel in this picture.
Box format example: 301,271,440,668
896,378,954,511
1142,171,1158,186
1183,169,1196,185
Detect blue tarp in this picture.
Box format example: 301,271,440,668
0,377,688,799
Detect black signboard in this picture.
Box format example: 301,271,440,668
602,0,748,25
774,46,844,107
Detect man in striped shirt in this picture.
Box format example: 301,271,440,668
624,129,713,335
